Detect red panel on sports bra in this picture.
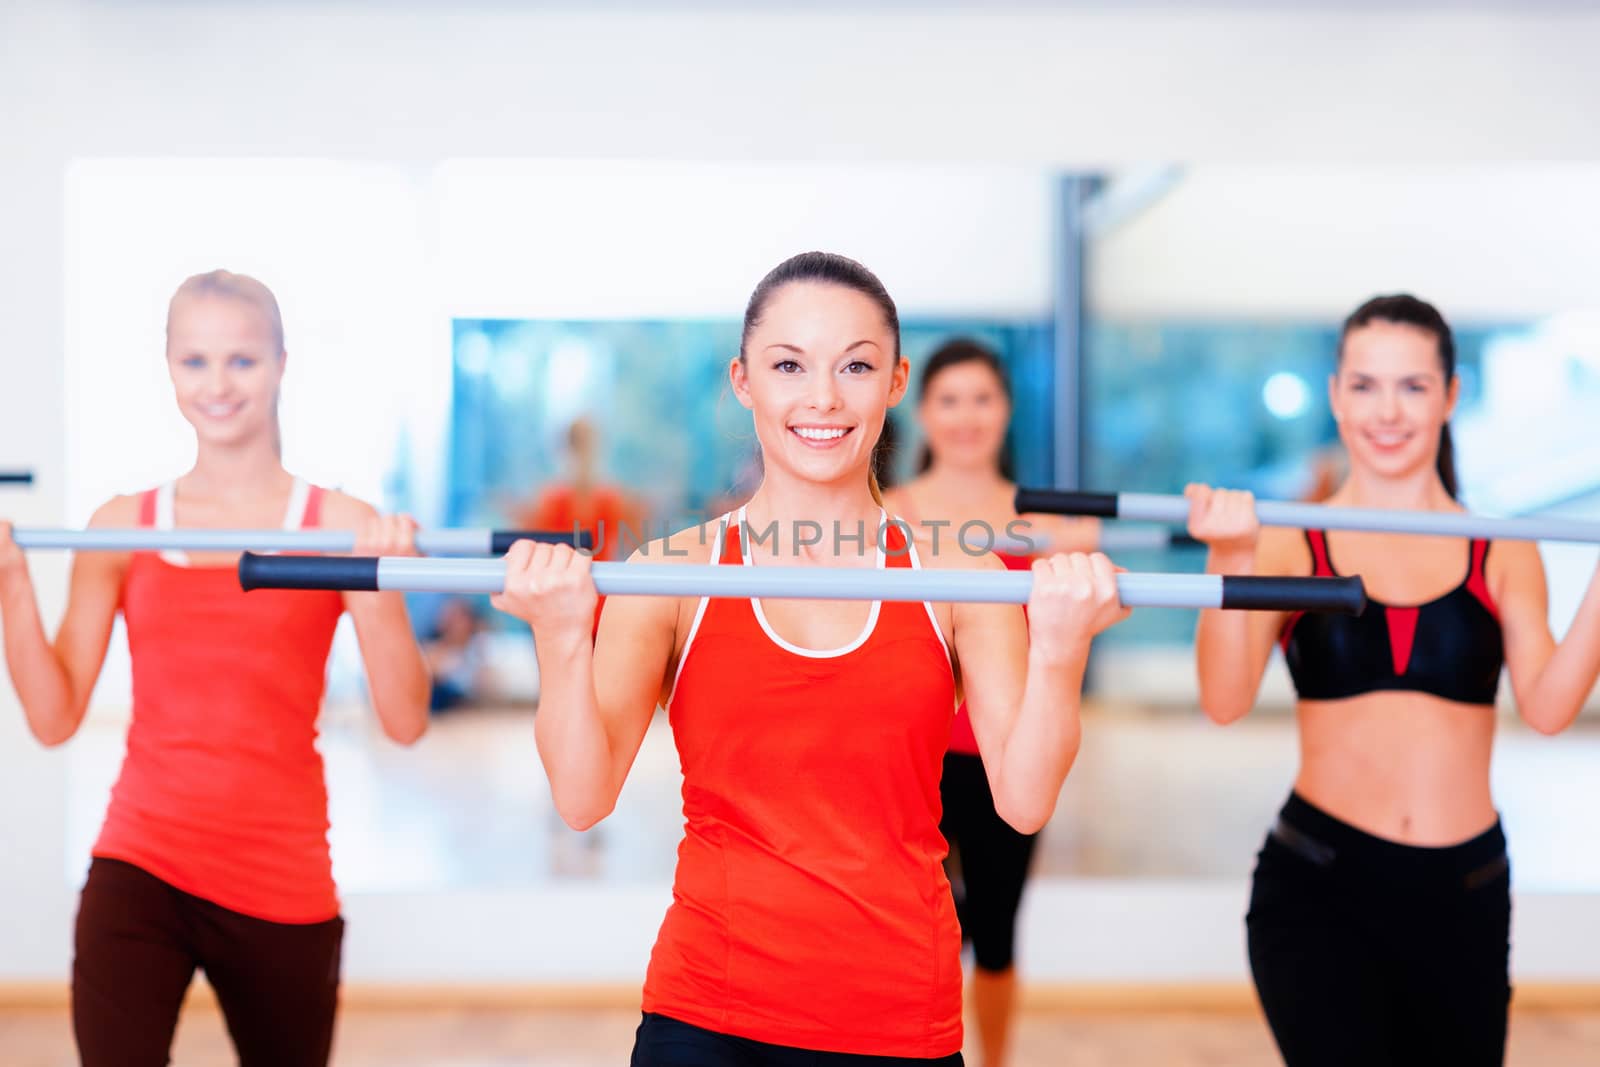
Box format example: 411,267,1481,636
1281,530,1503,705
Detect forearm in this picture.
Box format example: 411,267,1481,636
349,594,431,744
1,577,79,744
530,629,616,829
1522,569,1600,735
1194,547,1262,723
989,643,1088,834
1194,611,1264,723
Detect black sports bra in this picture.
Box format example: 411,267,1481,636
1281,530,1504,705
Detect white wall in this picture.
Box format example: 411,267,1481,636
1089,166,1600,321
7,0,1600,986
437,160,1053,320
1088,165,1600,636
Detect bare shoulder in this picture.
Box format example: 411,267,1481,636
624,517,723,567
316,489,378,528
1254,524,1310,577
913,527,1006,573
1487,538,1544,591
86,493,143,528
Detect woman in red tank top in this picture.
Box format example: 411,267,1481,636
494,253,1128,1065
883,339,1098,1067
513,416,643,562
0,270,430,1067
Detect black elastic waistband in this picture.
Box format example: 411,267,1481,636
1274,792,1508,889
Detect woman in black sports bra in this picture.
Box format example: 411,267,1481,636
1187,294,1600,1067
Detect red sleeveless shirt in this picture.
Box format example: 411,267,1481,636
641,513,962,1056
92,483,346,923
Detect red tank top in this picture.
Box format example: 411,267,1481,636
642,513,962,1056
948,551,1032,757
93,483,346,923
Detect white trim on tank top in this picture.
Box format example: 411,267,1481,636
902,529,952,668
154,476,310,566
738,504,884,660
666,515,727,708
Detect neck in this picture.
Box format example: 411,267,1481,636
921,459,1010,498
183,438,289,499
571,459,596,495
742,469,882,562
1336,463,1454,511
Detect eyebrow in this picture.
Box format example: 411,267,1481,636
1349,371,1436,381
761,340,882,356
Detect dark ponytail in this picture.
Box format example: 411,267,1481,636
1437,425,1458,501
1337,294,1459,499
913,338,1016,479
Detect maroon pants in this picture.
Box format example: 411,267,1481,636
73,857,344,1067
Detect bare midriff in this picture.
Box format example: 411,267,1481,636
1294,691,1497,845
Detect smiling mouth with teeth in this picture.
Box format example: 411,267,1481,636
791,426,852,442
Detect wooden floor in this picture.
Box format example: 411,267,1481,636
4,1006,1599,1066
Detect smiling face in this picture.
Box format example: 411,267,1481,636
166,292,285,451
730,281,908,493
1331,319,1458,485
919,358,1010,473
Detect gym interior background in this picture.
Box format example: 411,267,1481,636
3,1,1599,1064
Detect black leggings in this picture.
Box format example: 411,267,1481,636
73,857,344,1067
631,1012,965,1066
939,752,1038,973
1247,793,1511,1067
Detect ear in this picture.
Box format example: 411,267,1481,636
886,355,910,409
1444,372,1460,421
1326,372,1342,423
729,356,754,411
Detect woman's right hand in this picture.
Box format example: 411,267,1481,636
492,539,598,639
1184,484,1261,567
0,519,29,595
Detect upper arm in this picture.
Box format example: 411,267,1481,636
317,492,381,614
590,534,699,766
1199,526,1304,686
938,551,1029,761
1489,540,1554,702
53,498,136,708
1249,526,1304,643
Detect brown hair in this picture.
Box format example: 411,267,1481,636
913,337,1015,479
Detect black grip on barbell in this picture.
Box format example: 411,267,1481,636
1220,575,1366,616
239,551,380,593
1014,488,1120,518
490,529,596,554
0,471,35,485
